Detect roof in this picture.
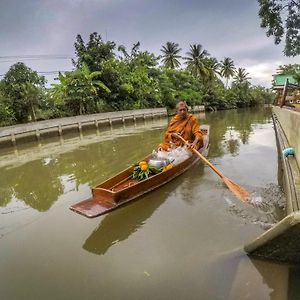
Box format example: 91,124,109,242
273,74,299,86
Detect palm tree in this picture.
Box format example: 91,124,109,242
233,68,251,85
204,57,220,81
277,64,300,75
184,44,210,79
160,42,182,69
220,57,235,88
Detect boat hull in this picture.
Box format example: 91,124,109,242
70,125,209,218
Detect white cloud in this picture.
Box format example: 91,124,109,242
241,63,275,87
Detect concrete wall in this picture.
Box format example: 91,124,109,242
273,106,300,168
244,108,300,263
0,108,168,146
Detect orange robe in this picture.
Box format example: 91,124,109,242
158,113,203,150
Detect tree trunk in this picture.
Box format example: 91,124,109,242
30,99,37,121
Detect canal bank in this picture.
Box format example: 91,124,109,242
0,106,206,148
0,108,168,147
245,106,300,263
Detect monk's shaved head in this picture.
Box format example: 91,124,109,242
176,101,188,119
176,101,188,110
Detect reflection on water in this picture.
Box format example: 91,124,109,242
250,258,300,300
84,162,205,255
83,192,168,255
0,119,168,169
203,251,300,300
205,107,272,158
0,119,168,211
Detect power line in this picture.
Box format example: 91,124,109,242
0,70,70,77
0,55,74,59
0,56,75,64
37,71,70,74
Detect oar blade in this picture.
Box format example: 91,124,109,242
222,177,250,202
177,134,250,202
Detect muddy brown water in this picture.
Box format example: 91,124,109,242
0,107,298,300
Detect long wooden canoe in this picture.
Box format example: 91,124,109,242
70,125,209,218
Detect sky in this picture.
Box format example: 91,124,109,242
0,0,299,88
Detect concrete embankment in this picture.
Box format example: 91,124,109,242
272,106,300,167
245,106,300,263
0,108,167,147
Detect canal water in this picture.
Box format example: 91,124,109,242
0,107,297,300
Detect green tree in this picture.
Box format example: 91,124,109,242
0,87,15,126
258,0,300,56
19,82,44,121
158,68,203,108
117,42,141,60
160,42,182,69
130,41,141,58
51,64,110,115
184,44,210,79
233,68,251,85
204,57,220,82
293,72,300,85
72,32,116,71
120,51,161,109
250,86,275,105
1,62,45,123
231,69,253,107
220,57,236,88
276,63,300,74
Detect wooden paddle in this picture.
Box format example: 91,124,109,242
176,135,250,202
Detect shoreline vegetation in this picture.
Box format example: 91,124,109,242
0,32,275,127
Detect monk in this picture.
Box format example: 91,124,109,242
158,101,203,151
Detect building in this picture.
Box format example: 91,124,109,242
273,72,300,107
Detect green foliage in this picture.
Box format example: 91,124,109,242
250,86,275,105
158,68,203,108
51,63,110,115
204,57,221,82
72,32,116,71
117,42,141,60
96,53,161,110
0,89,15,126
1,62,46,123
184,44,210,79
160,42,182,69
293,72,300,85
233,68,251,85
220,57,236,88
277,64,300,74
132,163,160,180
203,80,230,110
230,83,253,108
258,0,300,56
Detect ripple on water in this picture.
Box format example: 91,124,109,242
225,183,286,230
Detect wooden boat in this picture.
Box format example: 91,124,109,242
70,125,209,218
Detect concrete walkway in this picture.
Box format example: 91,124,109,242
0,108,167,145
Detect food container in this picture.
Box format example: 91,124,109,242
148,158,170,169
